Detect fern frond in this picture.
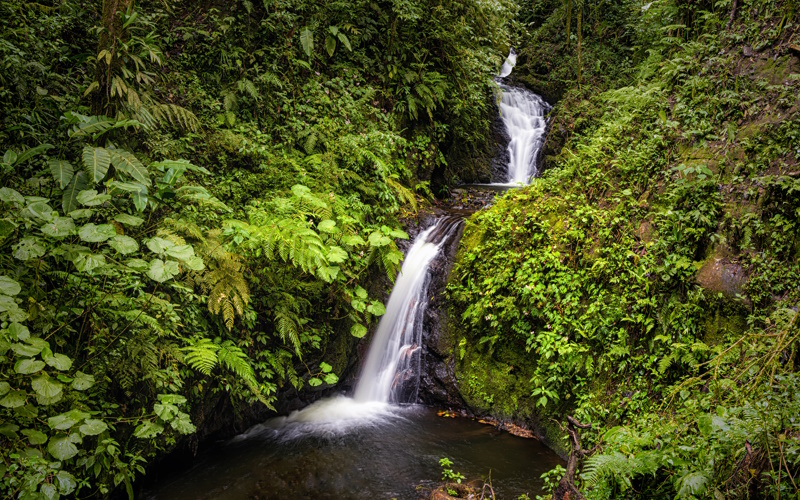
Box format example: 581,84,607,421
275,310,302,354
151,103,201,131
182,338,219,375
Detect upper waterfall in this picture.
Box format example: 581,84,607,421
494,49,551,185
498,48,517,78
498,85,549,183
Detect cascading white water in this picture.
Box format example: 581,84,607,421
498,48,517,78
253,217,462,438
495,49,551,185
499,85,549,183
354,217,460,403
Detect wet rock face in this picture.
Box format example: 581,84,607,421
416,219,468,408
489,94,512,183
696,257,748,297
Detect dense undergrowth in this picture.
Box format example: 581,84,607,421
448,0,800,498
0,0,514,497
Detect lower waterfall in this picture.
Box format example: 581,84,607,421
250,216,463,438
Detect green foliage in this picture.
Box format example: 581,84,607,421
439,457,466,484
449,1,800,498
2,0,514,495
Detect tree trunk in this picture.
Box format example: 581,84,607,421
577,3,582,86
726,0,738,30
565,0,572,51
553,416,593,500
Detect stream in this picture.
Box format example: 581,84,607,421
147,404,561,499
147,51,562,499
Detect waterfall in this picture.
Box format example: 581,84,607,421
354,216,463,403
498,48,516,78
255,216,463,438
495,49,551,185
499,85,549,183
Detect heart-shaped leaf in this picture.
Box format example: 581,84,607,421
48,435,78,460
108,235,139,255
0,275,21,296
78,223,116,243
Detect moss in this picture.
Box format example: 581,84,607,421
702,292,749,345
451,329,569,456
451,217,488,270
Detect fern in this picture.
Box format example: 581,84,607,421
195,232,251,331
274,309,302,354
182,337,274,409
182,338,219,375
582,451,661,489
151,103,201,132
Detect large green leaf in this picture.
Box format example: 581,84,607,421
22,201,54,221
337,32,352,51
0,423,19,438
300,27,314,57
327,245,348,263
132,188,148,212
14,358,46,374
68,208,94,219
164,244,194,261
108,235,139,255
55,471,77,495
82,146,112,183
44,353,72,371
318,219,337,233
3,150,17,165
350,324,368,338
40,217,76,239
110,149,150,185
325,34,337,56
183,256,205,271
114,213,144,226
0,187,25,205
0,390,26,408
79,419,108,436
21,428,48,445
147,259,179,282
70,371,95,391
31,374,63,401
48,160,74,189
170,412,196,434
133,421,164,439
62,171,89,214
47,410,88,430
48,435,78,460
73,252,106,273
0,297,27,322
13,237,46,260
14,143,53,166
78,223,116,243
10,342,42,357
75,189,111,207
0,275,21,296
146,237,175,255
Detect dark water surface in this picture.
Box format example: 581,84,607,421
147,405,562,499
